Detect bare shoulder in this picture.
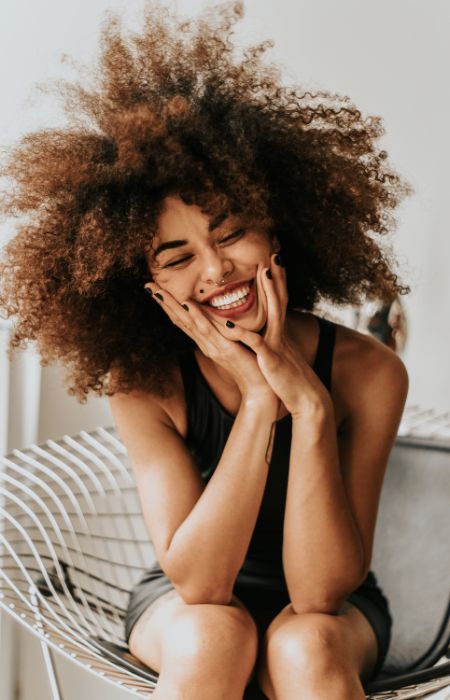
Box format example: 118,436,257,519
108,363,188,439
330,317,409,429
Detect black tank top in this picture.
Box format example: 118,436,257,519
179,316,336,592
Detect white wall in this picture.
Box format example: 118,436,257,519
1,1,449,699
1,0,449,413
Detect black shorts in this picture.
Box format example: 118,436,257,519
125,568,392,682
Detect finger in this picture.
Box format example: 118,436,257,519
145,283,198,337
227,323,280,369
144,283,244,353
271,252,288,312
265,253,289,347
261,261,283,348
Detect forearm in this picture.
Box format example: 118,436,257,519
283,407,365,613
164,397,279,603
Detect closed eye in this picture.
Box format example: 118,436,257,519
165,255,193,268
222,228,245,242
163,228,246,268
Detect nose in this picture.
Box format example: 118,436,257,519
200,244,233,283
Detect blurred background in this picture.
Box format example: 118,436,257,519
1,0,449,698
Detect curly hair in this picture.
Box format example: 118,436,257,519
0,1,411,402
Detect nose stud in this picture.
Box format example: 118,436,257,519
200,276,227,293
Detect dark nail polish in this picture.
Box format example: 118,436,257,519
266,269,272,279
182,303,189,311
226,320,235,328
274,254,281,266
155,292,164,301
145,288,153,296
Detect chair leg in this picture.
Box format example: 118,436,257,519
29,585,62,700
40,640,62,700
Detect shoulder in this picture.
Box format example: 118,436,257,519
332,317,408,388
330,316,409,429
287,310,408,426
108,362,188,438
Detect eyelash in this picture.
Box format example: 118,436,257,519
164,229,245,268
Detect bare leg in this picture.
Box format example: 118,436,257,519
257,602,378,700
129,590,259,700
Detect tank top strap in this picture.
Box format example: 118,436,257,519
313,316,336,391
180,316,336,399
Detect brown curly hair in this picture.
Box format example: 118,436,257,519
0,1,411,402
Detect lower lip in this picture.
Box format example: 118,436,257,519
205,280,256,318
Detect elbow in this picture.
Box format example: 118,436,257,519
290,594,347,616
161,550,235,605
176,583,234,606
183,591,234,606
165,563,235,605
288,572,365,616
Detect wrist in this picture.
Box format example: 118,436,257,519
291,397,333,426
240,391,280,414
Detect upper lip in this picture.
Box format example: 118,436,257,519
201,279,253,304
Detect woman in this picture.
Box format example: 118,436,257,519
0,4,410,698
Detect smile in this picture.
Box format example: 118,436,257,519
206,279,256,317
209,282,252,308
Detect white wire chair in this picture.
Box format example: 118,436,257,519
1,406,449,699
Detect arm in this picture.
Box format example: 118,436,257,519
282,344,409,614
110,388,279,605
165,396,279,603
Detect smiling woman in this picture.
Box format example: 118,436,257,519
0,2,410,698
0,2,409,402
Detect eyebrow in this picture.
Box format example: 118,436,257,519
152,239,188,259
152,212,232,260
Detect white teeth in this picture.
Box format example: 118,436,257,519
214,293,250,310
209,284,251,308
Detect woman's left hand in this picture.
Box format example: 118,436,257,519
226,253,333,421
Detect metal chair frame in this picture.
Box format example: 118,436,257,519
1,406,449,699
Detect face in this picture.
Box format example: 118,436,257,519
147,196,279,332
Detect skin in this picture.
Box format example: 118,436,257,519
111,196,409,699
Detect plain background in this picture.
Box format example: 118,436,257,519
1,1,449,698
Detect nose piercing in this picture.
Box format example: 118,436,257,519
200,277,226,293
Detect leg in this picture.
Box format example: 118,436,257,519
129,589,259,700
256,601,378,700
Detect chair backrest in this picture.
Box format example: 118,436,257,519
371,436,450,673
0,426,155,647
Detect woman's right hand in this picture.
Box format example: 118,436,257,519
145,264,278,405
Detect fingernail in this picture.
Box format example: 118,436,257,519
226,320,235,328
182,303,189,311
145,288,153,297
155,292,164,301
266,268,272,279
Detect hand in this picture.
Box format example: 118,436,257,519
222,253,333,420
144,274,278,405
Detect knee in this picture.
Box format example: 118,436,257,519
163,600,259,664
266,612,349,674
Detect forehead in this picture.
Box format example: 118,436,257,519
156,196,230,239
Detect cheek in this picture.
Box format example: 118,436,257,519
233,247,273,276
152,274,189,302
